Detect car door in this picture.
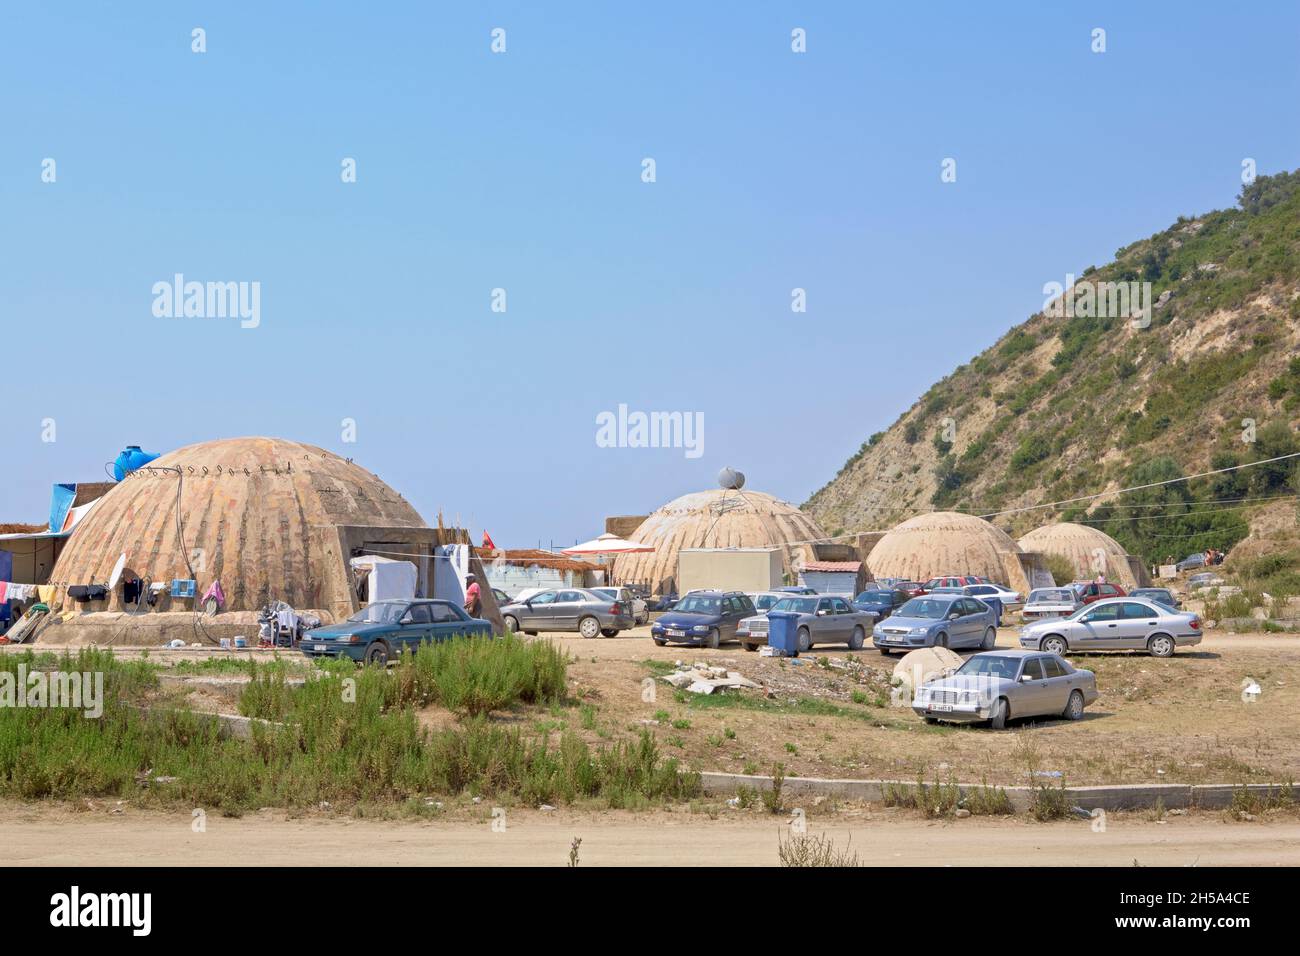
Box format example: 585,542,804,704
1074,602,1122,648
397,602,434,653
1039,655,1074,714
1015,656,1053,716
1116,601,1161,648
427,601,469,642
551,590,586,630
837,595,857,639
521,590,558,628
811,597,836,642
954,599,981,646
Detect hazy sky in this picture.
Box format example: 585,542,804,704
3,1,1297,545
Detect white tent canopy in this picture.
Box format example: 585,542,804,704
561,532,654,556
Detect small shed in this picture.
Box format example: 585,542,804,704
798,560,868,596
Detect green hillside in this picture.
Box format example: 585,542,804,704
806,169,1300,569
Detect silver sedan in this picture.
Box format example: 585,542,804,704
1019,597,1203,658
913,650,1099,728
499,588,634,639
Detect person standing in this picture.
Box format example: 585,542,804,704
464,573,482,618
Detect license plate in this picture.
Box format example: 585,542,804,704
668,629,685,637
930,704,953,712
314,644,328,652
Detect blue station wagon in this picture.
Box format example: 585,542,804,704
301,599,493,665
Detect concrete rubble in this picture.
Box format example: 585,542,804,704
660,661,760,695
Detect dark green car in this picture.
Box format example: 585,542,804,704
300,599,493,665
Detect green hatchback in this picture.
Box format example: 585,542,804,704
301,599,493,665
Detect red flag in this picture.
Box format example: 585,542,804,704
482,530,496,550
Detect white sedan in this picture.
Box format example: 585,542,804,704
963,583,1023,609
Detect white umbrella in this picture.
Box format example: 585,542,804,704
561,532,655,556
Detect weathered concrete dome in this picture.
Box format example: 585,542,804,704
867,511,1021,584
1018,522,1139,587
50,437,426,613
612,489,825,595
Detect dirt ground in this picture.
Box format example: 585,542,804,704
3,799,1298,866
543,626,1300,787
13,626,1298,788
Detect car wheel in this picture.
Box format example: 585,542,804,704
1063,689,1085,721
1042,635,1067,656
923,716,939,725
1148,634,1175,658
600,628,618,638
579,616,601,639
848,626,865,650
981,626,996,650
879,648,891,656
935,632,948,649
503,614,520,633
364,642,390,666
796,627,811,653
706,628,720,650
741,642,757,652
653,638,667,647
989,697,1009,730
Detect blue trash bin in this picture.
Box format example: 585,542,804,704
766,610,801,657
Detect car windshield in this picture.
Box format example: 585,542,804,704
855,591,891,603
897,598,950,619
347,601,408,624
675,596,721,614
772,597,817,613
1029,589,1073,603
956,656,1020,679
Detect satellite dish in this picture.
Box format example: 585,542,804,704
108,553,127,590
718,467,746,490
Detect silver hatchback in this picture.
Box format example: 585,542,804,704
1019,597,1202,658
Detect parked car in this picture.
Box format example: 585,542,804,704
499,588,634,638
651,591,756,648
776,585,817,595
912,650,1098,728
893,580,927,597
921,575,987,592
1187,572,1223,590
1129,587,1181,610
851,587,912,620
301,599,492,665
963,582,1022,609
733,591,796,646
1019,597,1202,658
1020,587,1084,621
872,594,998,655
1071,581,1127,604
1176,552,1207,572
651,592,679,611
746,594,875,652
591,587,649,625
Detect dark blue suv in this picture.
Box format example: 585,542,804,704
651,591,756,648
851,587,910,621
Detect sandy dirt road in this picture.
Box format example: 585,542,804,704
4,803,1299,866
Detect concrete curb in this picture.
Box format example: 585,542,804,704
130,705,287,740
699,771,1291,811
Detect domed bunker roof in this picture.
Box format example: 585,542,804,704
1018,521,1137,586
612,489,826,595
867,511,1021,584
50,437,427,612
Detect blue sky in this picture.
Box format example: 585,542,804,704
2,1,1297,545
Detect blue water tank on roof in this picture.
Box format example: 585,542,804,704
113,445,160,481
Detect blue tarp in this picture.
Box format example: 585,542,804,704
48,483,77,536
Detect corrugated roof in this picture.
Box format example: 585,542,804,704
802,560,861,573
